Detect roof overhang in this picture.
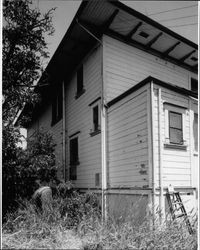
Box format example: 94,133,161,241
108,76,198,107
44,0,198,85
19,0,198,127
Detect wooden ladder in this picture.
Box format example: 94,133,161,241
166,186,193,234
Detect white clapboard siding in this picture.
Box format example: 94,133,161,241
153,84,193,187
108,85,148,188
65,46,102,188
103,35,193,103
27,46,102,185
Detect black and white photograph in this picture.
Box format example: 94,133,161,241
2,0,199,249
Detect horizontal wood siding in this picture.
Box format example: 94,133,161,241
27,46,102,183
153,84,194,187
103,35,194,103
66,46,102,188
107,86,148,188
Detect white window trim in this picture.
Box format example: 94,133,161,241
164,103,187,149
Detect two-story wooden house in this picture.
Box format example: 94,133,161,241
20,1,198,220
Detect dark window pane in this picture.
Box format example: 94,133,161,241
191,78,198,93
95,173,100,187
169,112,182,129
93,105,99,131
193,113,198,151
69,137,78,180
70,138,78,165
169,128,183,144
77,65,83,93
70,166,77,180
169,111,183,144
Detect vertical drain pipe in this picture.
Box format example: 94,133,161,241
150,82,156,225
101,43,108,223
76,19,106,222
158,88,164,223
62,81,66,181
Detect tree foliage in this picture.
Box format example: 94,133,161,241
3,130,58,219
2,0,55,218
3,0,55,123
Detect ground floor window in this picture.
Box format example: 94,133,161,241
69,137,79,180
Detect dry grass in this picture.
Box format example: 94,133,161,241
3,229,82,249
2,193,198,250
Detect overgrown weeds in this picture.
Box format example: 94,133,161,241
80,202,198,250
2,192,198,250
2,191,100,249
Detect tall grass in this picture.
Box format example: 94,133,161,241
2,191,198,250
81,210,197,250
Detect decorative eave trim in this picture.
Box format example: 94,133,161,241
110,0,198,50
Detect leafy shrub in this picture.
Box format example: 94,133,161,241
18,129,58,195
55,191,101,229
2,129,58,220
2,125,22,218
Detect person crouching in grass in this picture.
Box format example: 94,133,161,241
32,179,54,214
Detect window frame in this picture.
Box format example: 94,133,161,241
69,136,79,181
190,78,198,94
164,103,187,150
89,98,101,136
75,64,85,99
168,111,183,145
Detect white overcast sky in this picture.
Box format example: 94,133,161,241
32,0,198,66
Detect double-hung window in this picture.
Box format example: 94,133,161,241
169,111,183,144
164,103,187,149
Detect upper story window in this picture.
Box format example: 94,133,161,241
93,105,99,131
191,78,198,94
52,85,62,126
76,64,85,99
89,97,101,136
164,103,187,150
169,111,183,145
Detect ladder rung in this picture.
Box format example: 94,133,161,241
167,190,193,234
175,214,185,219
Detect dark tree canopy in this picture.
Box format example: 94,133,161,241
2,0,56,218
3,0,55,124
